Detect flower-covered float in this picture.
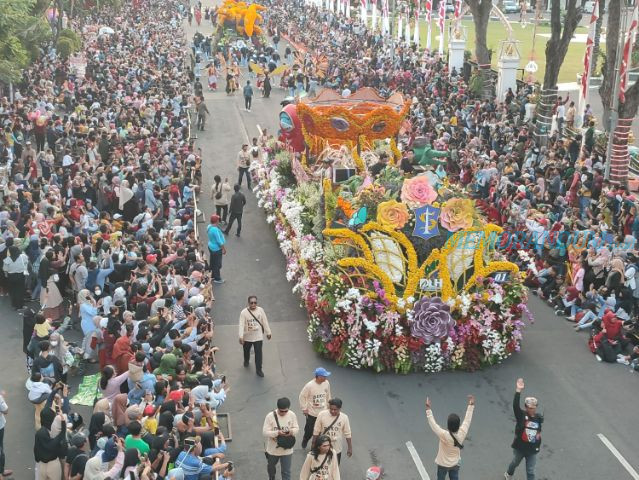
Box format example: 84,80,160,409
255,89,531,373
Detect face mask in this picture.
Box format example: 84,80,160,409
95,289,102,296
50,341,58,347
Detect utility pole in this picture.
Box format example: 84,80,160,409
605,4,632,180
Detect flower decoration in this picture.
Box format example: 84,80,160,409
409,297,455,344
440,198,475,232
377,200,410,229
337,196,355,218
401,175,438,208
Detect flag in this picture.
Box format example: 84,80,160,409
578,0,598,128
414,0,420,45
405,14,412,44
437,0,445,54
372,0,378,30
382,0,390,34
424,0,432,50
620,4,638,103
454,0,462,20
398,14,403,41
361,0,367,24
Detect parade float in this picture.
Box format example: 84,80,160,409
214,0,267,46
255,88,532,373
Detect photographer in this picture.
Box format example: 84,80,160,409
263,397,299,480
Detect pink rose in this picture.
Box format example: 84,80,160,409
400,176,437,208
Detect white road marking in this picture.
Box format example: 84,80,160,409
598,433,639,480
405,441,431,480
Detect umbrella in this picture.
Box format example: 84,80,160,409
99,26,115,35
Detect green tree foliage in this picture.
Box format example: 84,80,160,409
56,28,82,58
0,0,51,83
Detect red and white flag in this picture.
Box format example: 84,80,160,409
414,0,420,45
454,0,462,20
437,0,445,54
424,0,432,49
620,4,639,103
580,0,598,99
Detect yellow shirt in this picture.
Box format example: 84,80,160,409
312,410,351,454
34,321,52,338
299,380,331,417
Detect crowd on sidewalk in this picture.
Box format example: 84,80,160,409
0,0,251,477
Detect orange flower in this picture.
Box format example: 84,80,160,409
337,196,355,218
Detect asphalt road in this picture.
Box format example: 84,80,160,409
0,7,638,480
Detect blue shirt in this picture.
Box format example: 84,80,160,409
207,225,225,252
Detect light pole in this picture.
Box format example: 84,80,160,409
605,1,635,180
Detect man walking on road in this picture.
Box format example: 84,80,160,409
263,397,299,480
299,367,332,449
244,80,254,112
224,184,246,237
0,391,12,480
237,144,252,190
505,378,543,480
207,215,226,284
195,96,210,131
239,295,271,377
312,398,352,464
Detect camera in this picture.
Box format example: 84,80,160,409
184,437,197,447
227,462,234,472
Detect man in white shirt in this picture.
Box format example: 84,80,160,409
299,367,332,449
312,398,352,464
263,397,299,480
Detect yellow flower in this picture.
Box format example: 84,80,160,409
376,200,410,229
440,198,475,232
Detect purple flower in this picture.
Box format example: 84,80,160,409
409,297,455,344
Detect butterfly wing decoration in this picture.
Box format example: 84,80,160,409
249,61,264,75
293,51,305,70
348,206,368,229
270,64,288,76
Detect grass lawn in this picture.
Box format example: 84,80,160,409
385,18,597,84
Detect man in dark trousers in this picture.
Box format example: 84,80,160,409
243,80,254,112
504,378,543,480
224,184,246,237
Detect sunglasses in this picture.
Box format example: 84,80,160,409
249,301,257,305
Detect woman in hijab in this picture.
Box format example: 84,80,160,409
121,448,141,479
40,250,65,322
112,393,129,434
118,180,138,223
606,258,625,295
586,246,610,290
49,332,71,382
2,244,29,309
84,437,125,480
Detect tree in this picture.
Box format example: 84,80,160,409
465,0,492,66
534,0,582,145
465,0,493,99
0,0,51,84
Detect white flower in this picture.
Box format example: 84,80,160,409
492,292,503,304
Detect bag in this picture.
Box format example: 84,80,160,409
215,183,222,200
247,309,265,334
321,413,340,436
273,411,296,449
310,452,331,474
